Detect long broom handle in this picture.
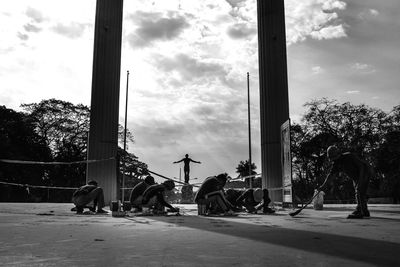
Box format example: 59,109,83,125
290,190,322,216
302,190,321,208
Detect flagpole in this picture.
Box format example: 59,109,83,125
247,72,253,189
122,70,129,203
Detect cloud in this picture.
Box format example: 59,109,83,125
226,23,256,39
51,22,88,38
310,24,347,40
322,1,347,11
346,90,360,94
312,66,324,74
224,0,246,9
285,0,347,44
358,8,380,20
351,63,369,70
350,62,376,74
369,9,379,16
26,7,44,23
23,23,41,33
127,11,190,48
17,32,29,41
154,53,228,82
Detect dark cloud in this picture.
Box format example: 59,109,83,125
23,23,41,33
17,32,29,41
155,53,227,81
127,11,190,47
225,0,247,8
52,22,88,39
26,7,44,23
227,23,256,39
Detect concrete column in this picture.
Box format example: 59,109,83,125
257,0,290,203
87,0,124,204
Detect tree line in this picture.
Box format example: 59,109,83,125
0,99,148,202
291,98,400,203
1,98,399,203
232,98,399,203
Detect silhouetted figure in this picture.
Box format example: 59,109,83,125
173,154,201,183
142,180,179,213
72,180,107,214
129,175,155,212
320,146,373,219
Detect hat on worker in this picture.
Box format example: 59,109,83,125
163,180,175,190
144,175,155,185
87,180,98,186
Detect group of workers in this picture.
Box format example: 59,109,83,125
71,172,275,216
71,146,374,219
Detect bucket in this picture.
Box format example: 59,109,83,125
111,201,119,212
197,199,208,215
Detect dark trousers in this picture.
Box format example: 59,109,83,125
184,168,190,183
353,173,370,215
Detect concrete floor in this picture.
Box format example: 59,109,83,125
0,203,399,267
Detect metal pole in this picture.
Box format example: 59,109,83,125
247,72,253,189
122,70,129,202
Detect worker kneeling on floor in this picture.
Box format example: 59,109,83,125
129,175,156,212
236,188,275,214
141,180,179,214
194,173,235,216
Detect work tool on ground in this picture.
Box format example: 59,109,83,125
289,189,321,217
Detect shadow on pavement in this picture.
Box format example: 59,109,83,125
148,214,400,266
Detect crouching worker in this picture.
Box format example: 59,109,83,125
142,180,179,213
72,180,107,214
194,173,235,215
129,175,155,212
236,188,275,214
225,188,245,212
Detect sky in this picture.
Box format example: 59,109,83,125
1,0,399,184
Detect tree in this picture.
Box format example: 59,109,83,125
291,98,389,202
0,106,51,202
235,160,259,187
374,105,400,202
21,99,146,202
21,99,90,157
236,159,257,177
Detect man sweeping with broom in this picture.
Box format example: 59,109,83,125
291,145,374,219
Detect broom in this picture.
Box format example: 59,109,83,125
289,189,321,217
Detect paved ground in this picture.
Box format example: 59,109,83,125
0,203,399,267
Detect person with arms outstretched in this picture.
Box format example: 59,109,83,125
173,154,201,183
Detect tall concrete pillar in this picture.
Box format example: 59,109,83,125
257,0,290,203
87,0,124,204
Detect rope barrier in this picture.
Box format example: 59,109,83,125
0,157,115,165
147,170,200,188
268,183,293,191
228,173,262,181
0,181,78,190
